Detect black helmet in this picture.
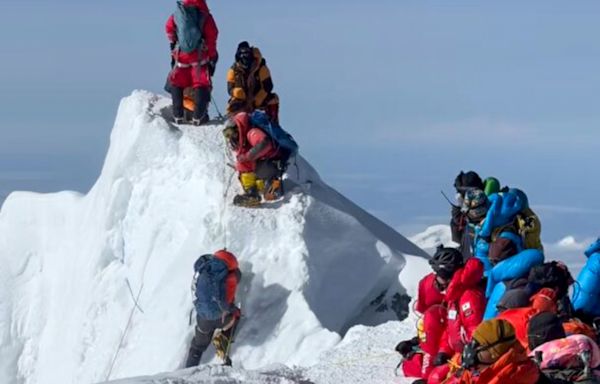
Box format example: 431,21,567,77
429,245,464,279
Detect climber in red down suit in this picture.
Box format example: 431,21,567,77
396,247,486,383
166,0,218,125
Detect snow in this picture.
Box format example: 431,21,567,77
409,224,456,254
0,91,429,384
105,320,418,384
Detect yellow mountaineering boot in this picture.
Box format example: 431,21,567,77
233,172,261,207
212,330,233,366
256,179,266,194
212,331,228,360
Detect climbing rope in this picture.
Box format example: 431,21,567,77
217,125,237,250
105,279,144,381
211,96,225,121
125,278,144,314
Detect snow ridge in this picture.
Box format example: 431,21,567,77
0,91,427,384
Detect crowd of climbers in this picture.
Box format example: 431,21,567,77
161,1,600,377
395,171,600,384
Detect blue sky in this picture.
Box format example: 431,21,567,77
0,0,599,245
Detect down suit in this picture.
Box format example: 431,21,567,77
572,238,600,318
165,0,218,89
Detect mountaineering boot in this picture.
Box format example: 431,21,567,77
193,87,211,123
171,86,185,124
192,114,209,126
233,187,261,207
234,172,261,207
212,332,228,358
212,330,233,366
263,179,283,201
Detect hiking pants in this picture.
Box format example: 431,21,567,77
255,159,283,181
172,87,211,121
185,314,237,368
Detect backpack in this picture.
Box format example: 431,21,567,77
532,335,600,383
249,110,299,163
509,188,543,251
515,207,543,250
174,1,206,54
192,254,230,320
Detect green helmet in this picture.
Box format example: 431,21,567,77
483,177,500,196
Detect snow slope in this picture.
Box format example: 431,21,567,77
0,91,428,384
98,224,597,384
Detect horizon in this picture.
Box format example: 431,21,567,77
1,1,599,247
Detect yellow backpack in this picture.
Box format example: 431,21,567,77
515,207,543,251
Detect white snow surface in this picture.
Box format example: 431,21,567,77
409,224,456,254
0,91,429,384
105,320,419,384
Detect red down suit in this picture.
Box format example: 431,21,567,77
165,0,218,89
439,257,486,356
231,112,280,173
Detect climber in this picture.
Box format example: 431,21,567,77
166,0,218,125
222,111,296,207
428,248,486,381
395,248,448,381
398,247,485,383
529,319,600,383
185,250,241,367
227,41,280,123
498,288,560,349
445,319,540,383
450,171,485,259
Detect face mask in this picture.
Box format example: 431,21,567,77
238,50,253,67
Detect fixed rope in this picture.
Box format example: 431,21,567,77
105,279,144,381
211,96,225,121
217,126,237,250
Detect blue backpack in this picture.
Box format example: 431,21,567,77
249,111,299,163
174,1,205,54
192,254,230,320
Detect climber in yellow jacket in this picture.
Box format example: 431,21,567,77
226,41,280,123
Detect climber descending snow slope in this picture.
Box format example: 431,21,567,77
0,91,427,384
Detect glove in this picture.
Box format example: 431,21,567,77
236,153,248,163
208,59,217,77
433,352,450,366
169,42,176,68
395,337,419,357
